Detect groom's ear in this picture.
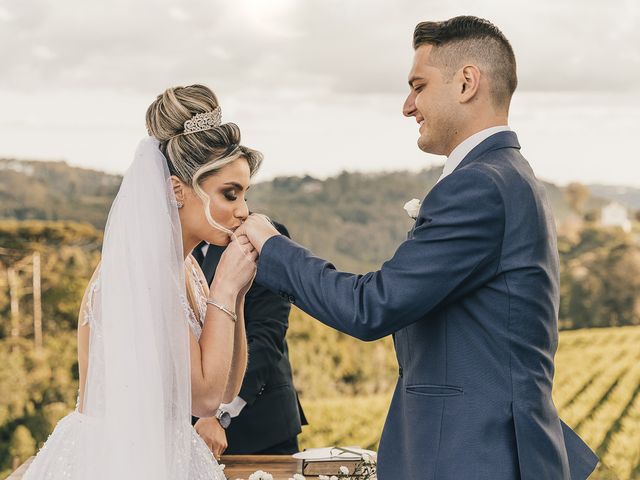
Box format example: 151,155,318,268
458,64,481,103
170,175,186,203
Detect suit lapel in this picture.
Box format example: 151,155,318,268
197,243,225,286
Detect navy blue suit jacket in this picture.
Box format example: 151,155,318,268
255,131,598,479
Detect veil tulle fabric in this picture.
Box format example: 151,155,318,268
79,137,193,479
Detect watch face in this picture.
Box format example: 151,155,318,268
218,410,231,429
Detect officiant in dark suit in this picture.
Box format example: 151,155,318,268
191,220,307,458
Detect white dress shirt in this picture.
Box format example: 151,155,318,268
199,243,247,418
436,126,511,184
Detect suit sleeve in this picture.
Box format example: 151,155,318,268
238,222,292,406
255,168,505,341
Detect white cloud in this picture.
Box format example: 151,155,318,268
31,45,56,60
0,0,637,94
0,6,14,22
167,6,190,22
0,1,638,187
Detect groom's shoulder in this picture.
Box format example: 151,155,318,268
456,150,548,213
447,162,504,193
459,148,529,193
430,165,504,209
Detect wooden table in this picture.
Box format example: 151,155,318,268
7,455,308,480
221,455,306,479
6,454,613,480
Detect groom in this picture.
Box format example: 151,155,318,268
238,16,598,480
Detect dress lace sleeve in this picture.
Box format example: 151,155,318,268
183,256,209,339
81,275,100,326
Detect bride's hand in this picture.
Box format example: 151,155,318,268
210,234,257,298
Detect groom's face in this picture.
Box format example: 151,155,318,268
403,45,459,156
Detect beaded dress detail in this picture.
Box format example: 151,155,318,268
22,260,225,480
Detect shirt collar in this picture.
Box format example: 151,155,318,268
437,125,511,183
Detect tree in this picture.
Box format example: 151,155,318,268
8,425,35,470
565,182,590,217
559,226,640,328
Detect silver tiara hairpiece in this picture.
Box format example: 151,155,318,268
182,107,222,135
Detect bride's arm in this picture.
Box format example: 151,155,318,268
221,295,248,403
189,239,255,417
189,282,240,418
77,317,90,413
77,264,100,413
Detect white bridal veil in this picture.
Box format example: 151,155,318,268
80,137,193,479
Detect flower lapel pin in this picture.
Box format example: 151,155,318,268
403,198,422,220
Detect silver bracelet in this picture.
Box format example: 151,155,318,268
206,299,237,323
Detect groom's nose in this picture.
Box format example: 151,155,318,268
403,90,417,117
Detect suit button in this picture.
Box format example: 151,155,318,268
288,295,296,304
399,366,403,378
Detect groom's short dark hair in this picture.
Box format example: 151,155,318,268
413,16,517,109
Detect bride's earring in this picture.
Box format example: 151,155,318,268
176,201,184,209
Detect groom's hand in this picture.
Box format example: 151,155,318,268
236,214,281,253
194,417,228,459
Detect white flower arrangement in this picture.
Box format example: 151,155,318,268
404,198,422,219
247,470,274,480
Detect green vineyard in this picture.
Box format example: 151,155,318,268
1,308,639,478
297,325,640,480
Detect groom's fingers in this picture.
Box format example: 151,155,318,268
235,234,258,255
248,213,273,227
234,223,248,238
236,234,251,245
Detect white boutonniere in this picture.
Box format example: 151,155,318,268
403,198,422,219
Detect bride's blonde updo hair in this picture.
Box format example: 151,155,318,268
145,84,262,232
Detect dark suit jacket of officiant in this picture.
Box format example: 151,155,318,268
254,132,599,479
191,221,307,454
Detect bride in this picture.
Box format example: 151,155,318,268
22,84,262,479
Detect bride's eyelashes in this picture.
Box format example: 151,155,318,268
222,185,250,202
223,189,238,201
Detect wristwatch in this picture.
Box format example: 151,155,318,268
215,408,231,429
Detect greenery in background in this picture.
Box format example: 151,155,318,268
0,160,119,229
0,334,77,478
559,226,640,329
1,161,640,477
0,221,101,338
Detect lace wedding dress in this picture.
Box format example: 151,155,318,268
22,259,225,480
21,137,227,480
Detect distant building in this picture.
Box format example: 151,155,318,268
601,201,632,233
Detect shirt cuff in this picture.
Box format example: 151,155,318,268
219,396,247,418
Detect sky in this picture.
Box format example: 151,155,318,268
0,0,639,187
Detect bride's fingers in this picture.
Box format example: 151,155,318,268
247,250,258,262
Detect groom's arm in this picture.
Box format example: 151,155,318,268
255,168,505,341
